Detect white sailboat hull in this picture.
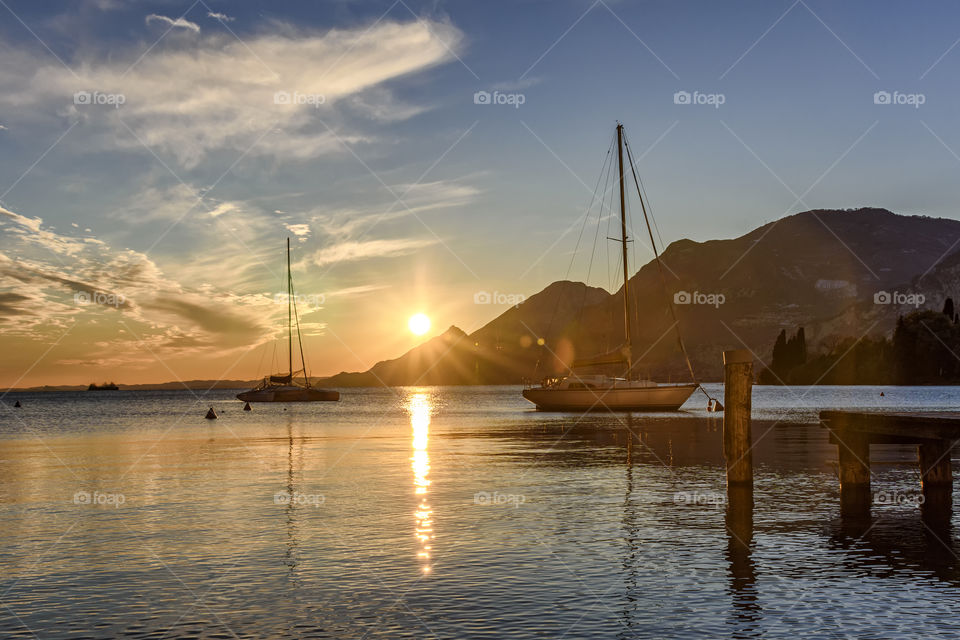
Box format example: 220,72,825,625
523,383,697,411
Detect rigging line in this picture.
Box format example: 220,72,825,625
575,132,616,351
565,132,615,281
289,268,310,386
254,338,268,381
622,131,668,254
624,135,715,402
533,131,616,377
625,193,641,339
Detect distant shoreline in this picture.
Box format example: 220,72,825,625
5,381,960,393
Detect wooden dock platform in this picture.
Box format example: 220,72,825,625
819,411,960,512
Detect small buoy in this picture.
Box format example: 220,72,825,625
707,398,724,412
243,402,251,411
205,407,218,420
880,392,885,397
14,400,21,408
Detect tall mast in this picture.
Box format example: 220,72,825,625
616,123,633,376
287,237,293,378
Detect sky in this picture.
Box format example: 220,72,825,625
2,0,960,386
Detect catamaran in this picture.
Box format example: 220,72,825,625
522,123,699,411
237,239,339,403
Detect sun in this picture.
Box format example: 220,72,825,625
408,313,431,336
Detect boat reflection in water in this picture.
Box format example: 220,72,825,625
407,391,434,574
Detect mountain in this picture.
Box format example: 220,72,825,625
325,208,960,386
322,281,608,386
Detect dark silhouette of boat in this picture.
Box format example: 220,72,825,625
88,382,119,391
237,239,340,403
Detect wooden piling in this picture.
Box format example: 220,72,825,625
836,432,871,488
918,440,953,487
723,349,754,485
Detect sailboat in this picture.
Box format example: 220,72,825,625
237,239,340,403
522,123,698,411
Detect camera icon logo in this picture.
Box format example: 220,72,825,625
474,491,491,505
73,490,91,504
274,491,291,505
874,91,891,105
473,90,491,105
874,291,891,304
74,291,91,304
674,291,692,304
474,290,492,304
73,91,91,105
673,91,691,105
273,91,291,105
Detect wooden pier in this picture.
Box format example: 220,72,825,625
820,410,960,519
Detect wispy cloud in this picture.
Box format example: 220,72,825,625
308,237,438,267
207,11,235,22
0,19,463,167
145,14,201,33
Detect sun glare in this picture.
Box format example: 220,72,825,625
408,313,431,336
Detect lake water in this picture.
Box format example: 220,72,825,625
2,385,960,639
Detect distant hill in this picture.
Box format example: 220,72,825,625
10,380,256,392
19,208,960,390
322,208,960,386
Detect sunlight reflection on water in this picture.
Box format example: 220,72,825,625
2,385,960,638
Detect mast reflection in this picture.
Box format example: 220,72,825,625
407,391,434,574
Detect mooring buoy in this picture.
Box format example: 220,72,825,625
243,402,251,411
880,391,885,397
14,400,21,408
205,407,218,420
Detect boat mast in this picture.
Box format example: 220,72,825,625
616,122,633,377
287,237,293,379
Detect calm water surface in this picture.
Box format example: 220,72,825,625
1,385,960,639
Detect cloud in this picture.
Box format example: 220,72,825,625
207,11,235,22
145,14,201,33
0,204,279,350
325,284,388,298
285,223,310,237
0,292,33,319
208,202,238,218
0,19,462,167
1,206,87,256
309,237,437,267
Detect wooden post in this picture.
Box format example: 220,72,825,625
723,349,753,485
918,440,953,486
836,432,871,488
